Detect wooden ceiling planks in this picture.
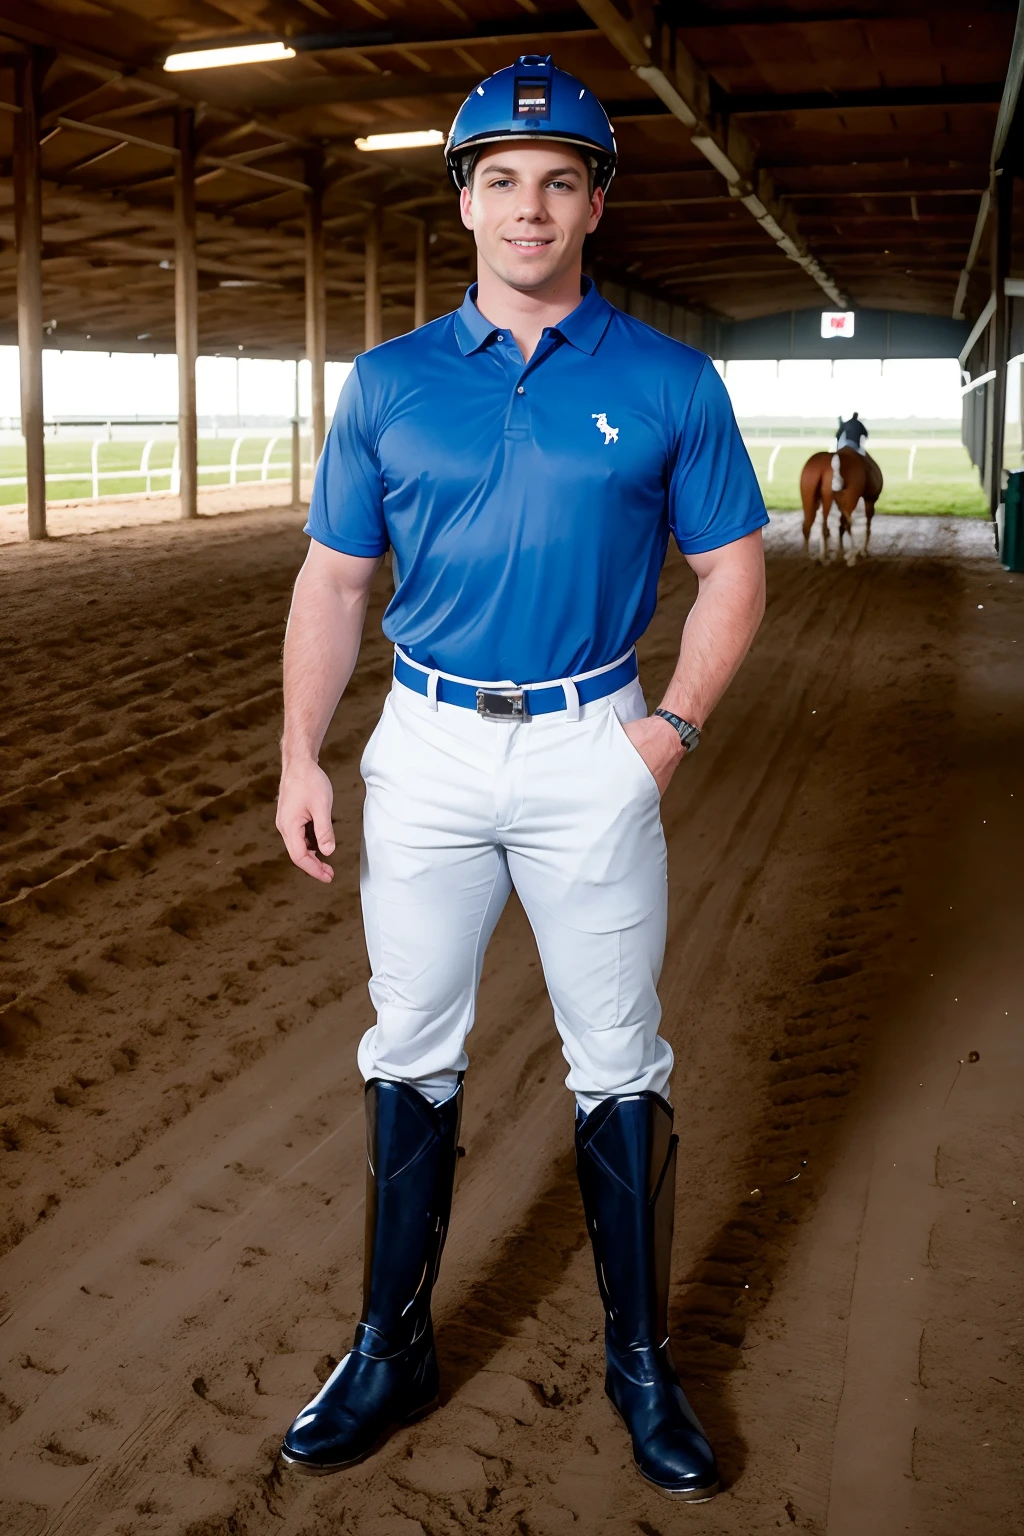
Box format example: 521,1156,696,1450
0,0,1015,356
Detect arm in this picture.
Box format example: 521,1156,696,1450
276,540,380,882
622,529,766,794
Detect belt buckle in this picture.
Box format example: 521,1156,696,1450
476,688,527,721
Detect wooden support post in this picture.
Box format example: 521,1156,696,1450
365,209,382,352
414,220,428,330
174,108,198,520
291,359,301,508
988,168,1013,518
14,51,46,541
305,153,326,469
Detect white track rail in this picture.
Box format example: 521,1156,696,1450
0,433,313,504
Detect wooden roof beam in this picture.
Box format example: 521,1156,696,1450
76,95,174,126
604,85,1004,120
727,83,1004,116
31,178,307,258
53,115,178,157
140,14,596,67
606,195,730,208
199,154,308,192
230,71,479,111
61,138,128,175
953,0,1024,316
672,3,1012,25
302,15,597,55
787,187,987,200
575,0,850,308
48,116,313,190
39,74,125,130
648,267,799,285
0,16,320,158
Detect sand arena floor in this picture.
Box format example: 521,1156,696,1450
0,508,1021,1536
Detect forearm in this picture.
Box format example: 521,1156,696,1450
659,547,766,728
281,564,371,766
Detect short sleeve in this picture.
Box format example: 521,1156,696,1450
304,360,389,557
668,358,769,555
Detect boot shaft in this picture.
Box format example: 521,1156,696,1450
575,1092,677,1352
361,1079,462,1353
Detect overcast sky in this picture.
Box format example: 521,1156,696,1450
719,356,972,422
0,349,353,423
0,345,985,425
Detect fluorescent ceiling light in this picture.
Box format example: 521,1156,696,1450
164,41,296,72
355,130,445,152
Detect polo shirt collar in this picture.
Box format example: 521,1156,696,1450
454,278,613,357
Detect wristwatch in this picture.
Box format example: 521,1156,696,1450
653,708,701,754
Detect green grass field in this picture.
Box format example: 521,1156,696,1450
0,432,991,518
743,439,989,517
0,435,296,506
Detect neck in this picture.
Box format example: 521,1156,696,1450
473,262,585,362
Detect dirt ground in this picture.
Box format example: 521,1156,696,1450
0,481,307,548
0,508,1021,1536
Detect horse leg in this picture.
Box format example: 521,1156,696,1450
801,501,816,560
800,465,821,561
818,478,834,564
846,495,866,565
863,502,874,558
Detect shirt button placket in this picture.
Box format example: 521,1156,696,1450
504,370,529,439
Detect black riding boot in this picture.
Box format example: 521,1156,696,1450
576,1092,720,1501
281,1078,462,1472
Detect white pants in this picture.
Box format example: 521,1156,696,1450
356,672,673,1113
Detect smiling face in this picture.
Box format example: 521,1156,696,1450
459,140,604,295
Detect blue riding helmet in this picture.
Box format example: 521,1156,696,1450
445,55,617,193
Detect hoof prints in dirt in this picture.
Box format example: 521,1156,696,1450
0,518,972,1535
0,519,387,1269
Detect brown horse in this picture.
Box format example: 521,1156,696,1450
800,448,883,565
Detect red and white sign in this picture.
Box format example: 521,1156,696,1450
821,311,856,339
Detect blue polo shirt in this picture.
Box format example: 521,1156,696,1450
306,280,766,683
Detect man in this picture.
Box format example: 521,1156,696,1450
837,411,868,454
276,55,767,1502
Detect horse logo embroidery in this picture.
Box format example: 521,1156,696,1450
592,412,619,445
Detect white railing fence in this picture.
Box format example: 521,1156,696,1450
0,432,314,504
0,431,983,506
746,436,975,484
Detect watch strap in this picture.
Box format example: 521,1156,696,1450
653,708,700,752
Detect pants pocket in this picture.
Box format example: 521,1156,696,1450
607,705,661,802
359,695,393,780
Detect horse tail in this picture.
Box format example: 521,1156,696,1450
800,454,827,525
831,453,844,493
